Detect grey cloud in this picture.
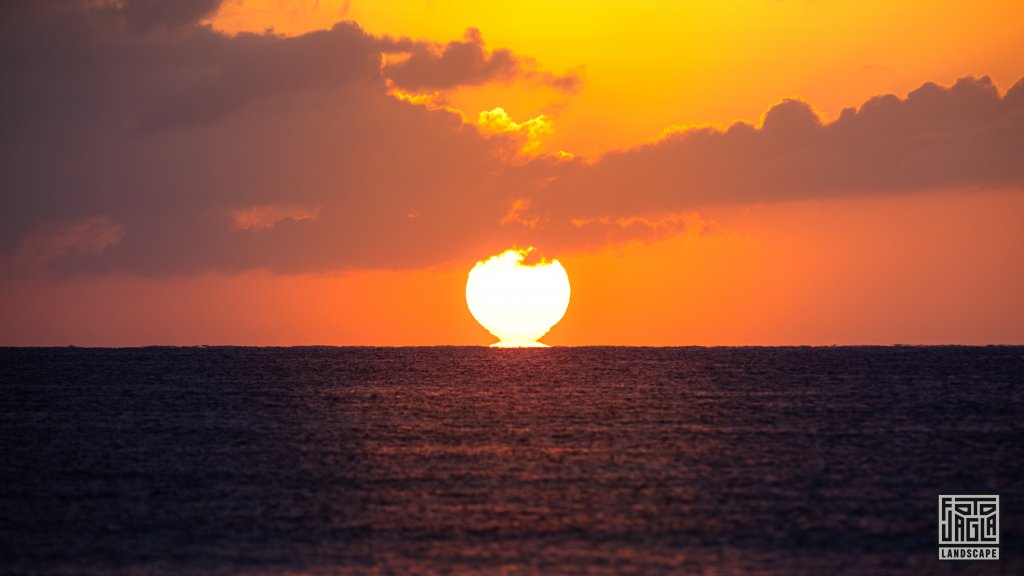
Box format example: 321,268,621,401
0,1,522,273
1,0,1021,279
113,0,225,33
527,75,1024,231
383,28,581,92
134,23,384,132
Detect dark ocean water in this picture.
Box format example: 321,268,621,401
1,346,1021,575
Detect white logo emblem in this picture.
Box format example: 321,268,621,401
938,495,999,560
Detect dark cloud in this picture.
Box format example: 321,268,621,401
382,28,581,92
0,0,223,40
114,0,224,32
134,23,385,133
526,75,1024,233
0,0,1021,279
0,1,526,274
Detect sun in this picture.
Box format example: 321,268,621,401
466,247,571,347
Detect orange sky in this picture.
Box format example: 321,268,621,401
5,189,1022,346
0,0,1022,345
210,0,1024,156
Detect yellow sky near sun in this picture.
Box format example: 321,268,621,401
209,0,1024,156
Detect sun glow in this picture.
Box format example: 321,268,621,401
466,248,570,347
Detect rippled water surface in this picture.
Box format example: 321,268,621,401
1,347,1022,574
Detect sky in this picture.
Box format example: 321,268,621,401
1,0,1022,345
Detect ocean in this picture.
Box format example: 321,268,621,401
1,346,1021,575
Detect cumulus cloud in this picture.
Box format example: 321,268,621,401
108,0,225,32
529,75,1024,223
0,1,560,276
0,0,1021,280
476,107,554,155
382,28,581,92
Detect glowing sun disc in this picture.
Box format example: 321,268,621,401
466,247,570,347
